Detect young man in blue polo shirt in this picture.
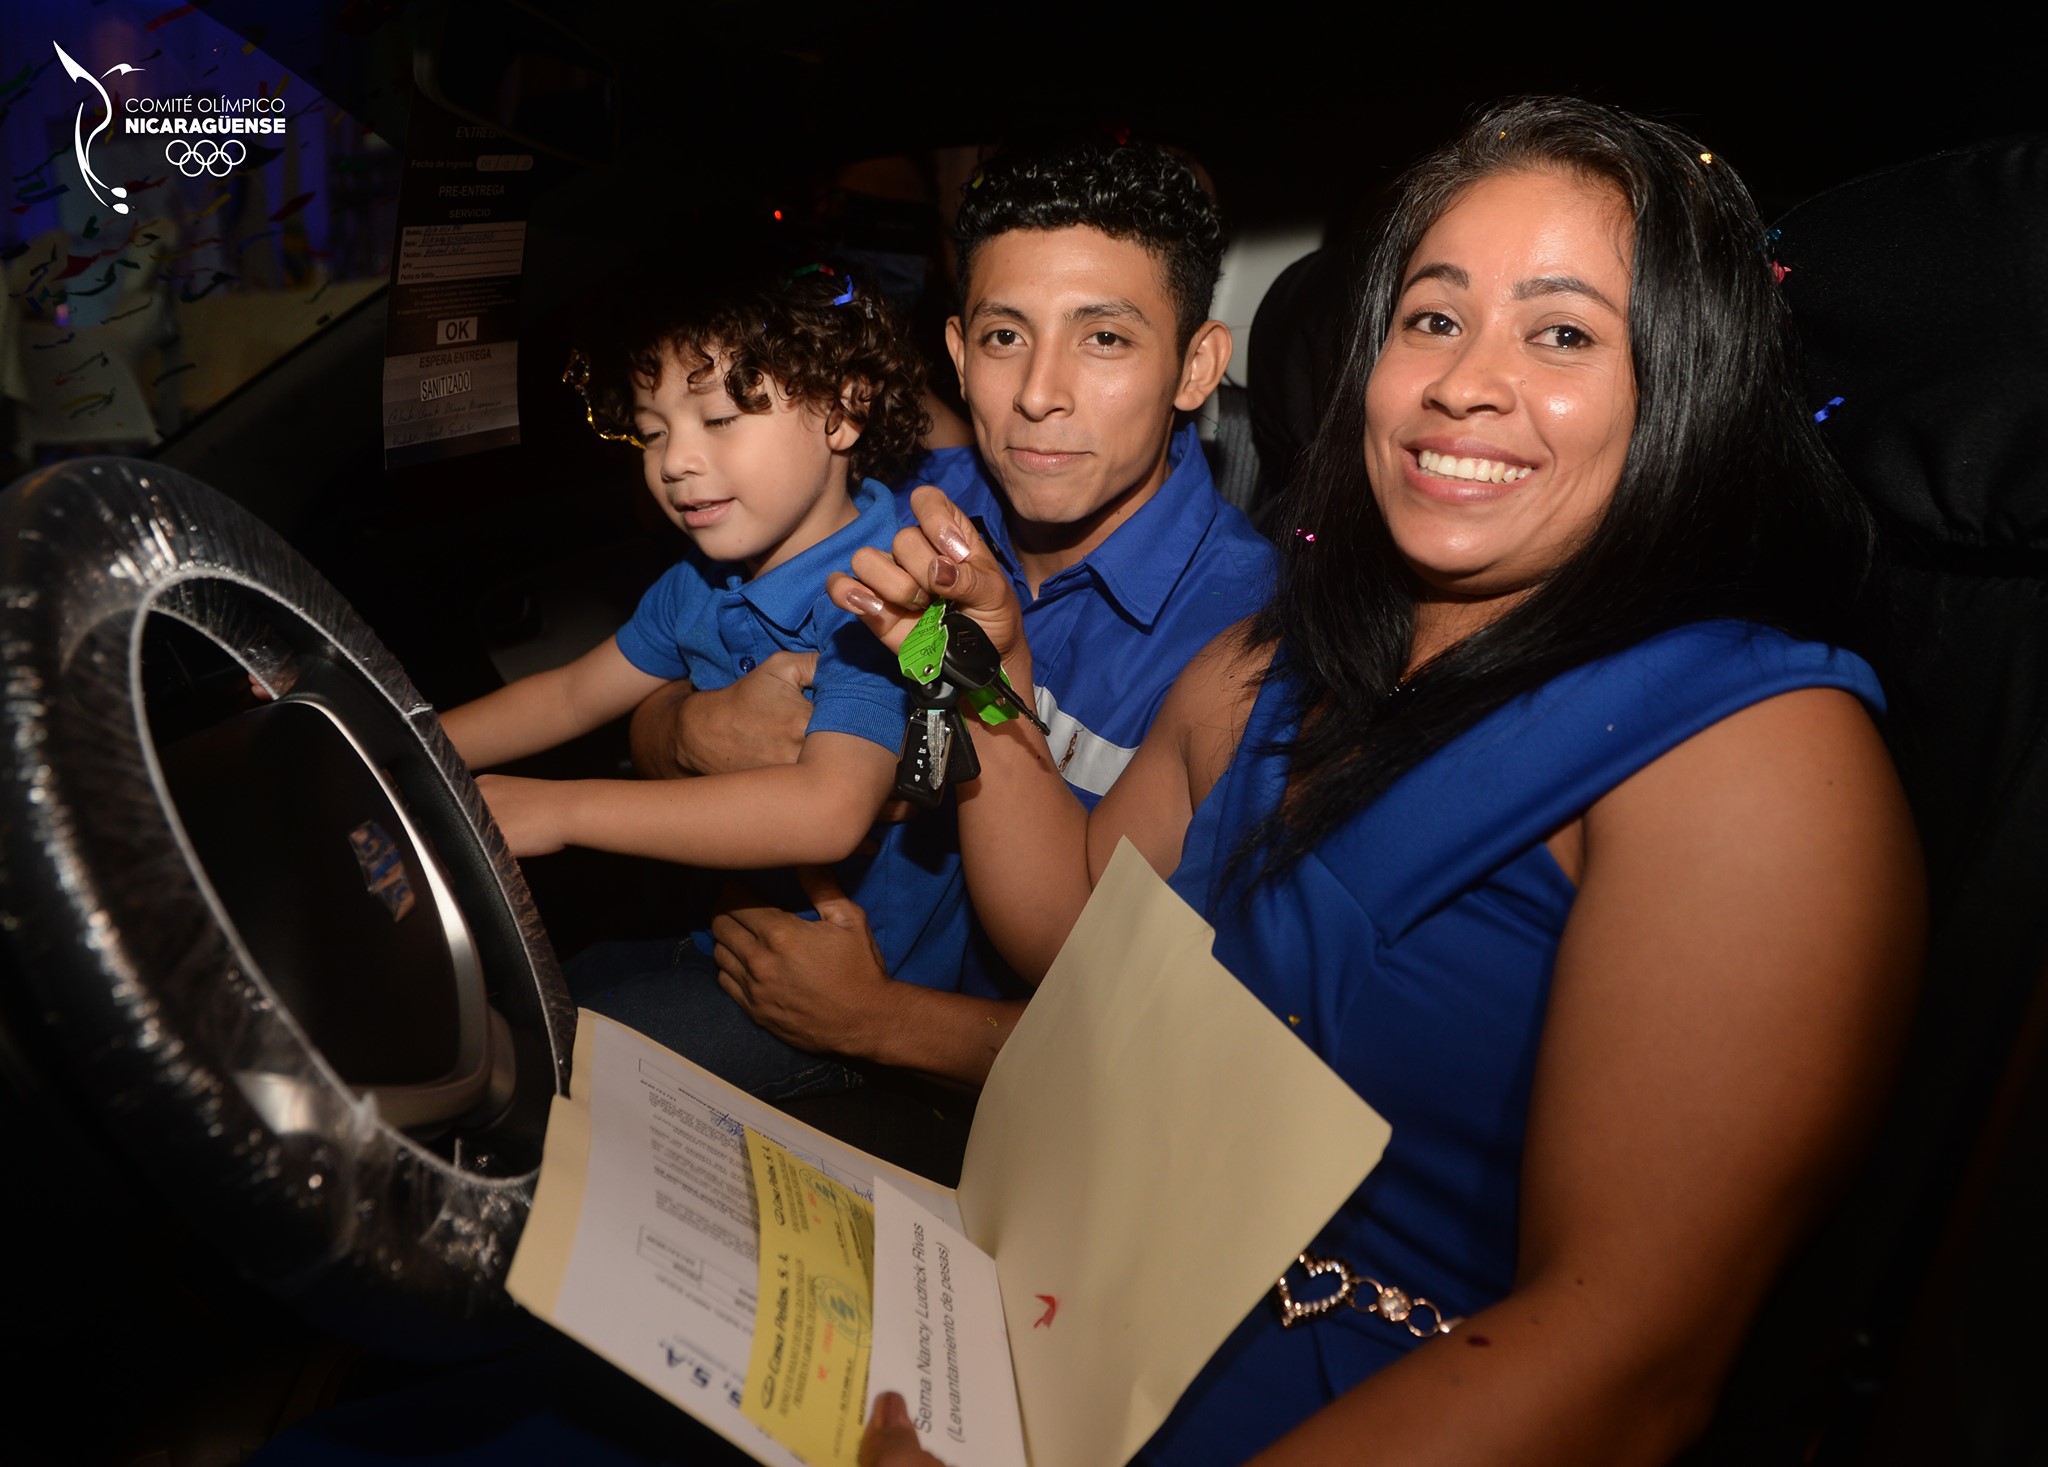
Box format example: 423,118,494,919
632,139,1276,1086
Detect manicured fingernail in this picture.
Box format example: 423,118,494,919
936,527,971,562
931,557,959,590
844,586,884,615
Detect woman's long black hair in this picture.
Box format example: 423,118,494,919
1241,96,1876,882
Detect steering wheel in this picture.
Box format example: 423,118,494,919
0,458,573,1355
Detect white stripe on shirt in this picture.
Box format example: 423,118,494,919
1035,685,1138,798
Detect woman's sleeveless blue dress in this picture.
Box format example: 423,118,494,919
1136,622,1884,1466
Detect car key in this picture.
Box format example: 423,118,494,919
892,603,1029,807
942,706,980,784
893,706,952,809
937,607,1049,733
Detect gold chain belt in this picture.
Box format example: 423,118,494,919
1273,1251,1463,1338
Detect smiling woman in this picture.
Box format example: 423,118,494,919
1365,169,1636,640
842,96,1922,1467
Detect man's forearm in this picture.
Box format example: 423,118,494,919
628,653,817,779
628,678,697,778
843,986,1027,1089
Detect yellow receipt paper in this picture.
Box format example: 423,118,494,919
740,1128,876,1467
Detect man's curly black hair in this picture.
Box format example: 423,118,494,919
585,264,929,484
953,140,1225,354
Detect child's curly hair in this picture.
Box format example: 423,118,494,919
584,264,929,483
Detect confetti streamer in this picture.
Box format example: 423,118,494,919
13,144,66,184
145,4,199,31
180,270,235,302
63,390,116,418
69,264,125,296
0,57,57,124
230,142,287,170
12,185,69,210
269,191,315,220
1812,396,1846,424
152,362,198,385
55,251,117,280
55,351,111,384
33,334,78,349
8,260,56,298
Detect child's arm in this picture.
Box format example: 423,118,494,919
441,637,668,770
476,730,896,867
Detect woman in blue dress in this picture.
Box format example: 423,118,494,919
842,97,1924,1466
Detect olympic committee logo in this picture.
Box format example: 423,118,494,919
167,139,247,178
53,41,136,215
54,36,285,199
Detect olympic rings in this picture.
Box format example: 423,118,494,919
164,138,247,178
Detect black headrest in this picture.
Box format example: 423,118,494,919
1779,137,2048,561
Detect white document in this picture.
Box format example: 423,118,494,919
869,1178,1026,1467
506,1014,957,1466
511,841,1391,1467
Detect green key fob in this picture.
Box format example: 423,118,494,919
897,601,951,686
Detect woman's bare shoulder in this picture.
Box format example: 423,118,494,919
1588,686,1914,868
1164,620,1275,800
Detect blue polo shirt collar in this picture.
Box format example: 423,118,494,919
726,477,893,634
983,423,1218,629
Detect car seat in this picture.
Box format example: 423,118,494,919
1677,135,2048,1466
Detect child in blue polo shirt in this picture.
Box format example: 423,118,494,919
441,266,962,1097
